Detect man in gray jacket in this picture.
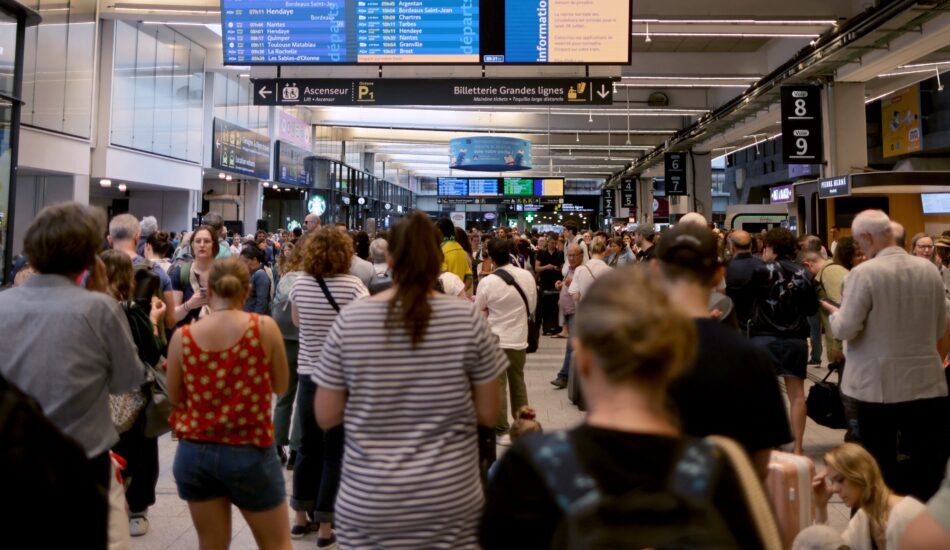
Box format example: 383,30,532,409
825,209,949,500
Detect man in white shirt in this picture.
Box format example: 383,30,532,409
474,238,537,444
825,209,949,500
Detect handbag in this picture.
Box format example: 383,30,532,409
109,388,147,434
806,369,847,429
142,359,175,438
492,269,539,353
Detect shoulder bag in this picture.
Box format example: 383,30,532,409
492,269,539,353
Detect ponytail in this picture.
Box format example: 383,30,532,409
387,211,442,348
209,257,250,302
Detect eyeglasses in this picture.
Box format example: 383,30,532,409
916,244,935,250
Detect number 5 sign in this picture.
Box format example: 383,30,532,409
781,85,824,165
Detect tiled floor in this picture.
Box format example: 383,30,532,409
131,336,849,549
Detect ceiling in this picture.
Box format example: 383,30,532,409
101,1,950,186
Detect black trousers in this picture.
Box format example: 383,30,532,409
112,414,159,514
539,290,561,333
847,396,950,501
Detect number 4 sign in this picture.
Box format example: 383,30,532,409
781,85,824,165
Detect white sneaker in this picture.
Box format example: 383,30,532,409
497,434,512,446
129,515,149,537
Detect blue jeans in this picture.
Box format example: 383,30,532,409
173,440,285,512
273,340,301,450
557,314,574,381
291,377,344,523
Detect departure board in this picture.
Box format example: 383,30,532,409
468,179,500,196
534,178,564,196
221,0,630,65
503,178,533,196
438,178,468,196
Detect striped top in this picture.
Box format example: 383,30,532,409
290,274,368,376
313,294,507,549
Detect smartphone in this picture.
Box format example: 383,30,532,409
199,287,207,298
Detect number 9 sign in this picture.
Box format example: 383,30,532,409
781,86,823,165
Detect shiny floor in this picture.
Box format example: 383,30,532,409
130,335,851,549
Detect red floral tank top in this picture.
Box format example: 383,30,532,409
171,314,275,447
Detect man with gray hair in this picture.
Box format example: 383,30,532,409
824,209,949,500
367,238,392,295
108,213,176,329
137,216,158,256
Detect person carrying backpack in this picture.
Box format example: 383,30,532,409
480,267,782,550
749,227,819,456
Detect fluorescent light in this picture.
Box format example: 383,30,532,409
117,184,128,192
140,21,218,27
632,19,836,25
632,32,820,38
621,76,759,81
616,83,750,89
900,60,950,69
99,179,112,188
879,68,946,77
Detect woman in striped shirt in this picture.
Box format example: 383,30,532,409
290,227,368,548
314,212,506,549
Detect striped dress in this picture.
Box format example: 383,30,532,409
290,274,368,376
313,294,507,549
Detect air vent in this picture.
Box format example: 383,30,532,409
648,92,670,107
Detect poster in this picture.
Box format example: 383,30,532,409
882,84,922,158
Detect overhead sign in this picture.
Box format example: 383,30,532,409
770,184,794,204
276,110,312,150
781,85,824,165
450,137,532,171
664,152,687,196
818,176,850,199
620,177,636,208
211,118,270,180
275,141,311,186
881,84,923,158
602,189,616,220
252,78,614,106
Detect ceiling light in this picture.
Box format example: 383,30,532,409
938,68,945,92
225,175,233,181
262,181,270,187
631,19,836,25
645,22,652,43
99,179,112,188
140,21,217,26
631,32,820,38
117,184,127,192
900,60,950,69
218,172,226,179
588,110,593,123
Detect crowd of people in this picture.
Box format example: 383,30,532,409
6,201,950,550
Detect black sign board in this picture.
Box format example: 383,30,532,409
818,176,850,199
664,152,687,196
275,141,312,186
212,118,270,180
620,177,637,208
780,85,824,165
252,78,614,107
602,189,616,220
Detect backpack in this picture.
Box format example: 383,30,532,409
0,374,108,548
751,259,818,336
523,432,740,550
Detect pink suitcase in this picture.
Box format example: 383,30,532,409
766,451,816,549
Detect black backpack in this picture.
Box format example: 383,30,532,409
0,374,108,548
751,259,818,336
523,432,740,550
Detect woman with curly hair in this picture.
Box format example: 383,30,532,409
289,227,368,547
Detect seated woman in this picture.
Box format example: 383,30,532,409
480,266,781,550
813,443,926,550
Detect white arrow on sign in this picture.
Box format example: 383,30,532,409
597,84,610,99
258,86,272,100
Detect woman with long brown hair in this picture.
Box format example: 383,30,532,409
313,211,506,548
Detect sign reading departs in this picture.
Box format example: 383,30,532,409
770,184,794,204
620,177,636,208
252,78,614,107
881,84,923,158
780,86,824,165
818,176,850,199
664,153,687,196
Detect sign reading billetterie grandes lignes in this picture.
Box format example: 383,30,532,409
781,85,824,165
818,176,850,199
252,78,613,106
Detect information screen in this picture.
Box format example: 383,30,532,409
211,118,271,180
922,193,950,215
534,178,564,196
469,178,501,196
438,178,469,196
503,178,533,196
221,0,630,65
275,141,311,186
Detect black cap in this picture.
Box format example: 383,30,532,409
655,223,720,274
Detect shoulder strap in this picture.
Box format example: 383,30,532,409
315,275,341,312
583,264,596,279
522,431,599,510
180,262,191,290
493,269,530,315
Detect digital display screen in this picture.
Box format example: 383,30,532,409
922,193,950,215
534,178,564,196
438,178,469,196
275,141,311,186
211,118,271,180
469,178,501,196
221,0,630,65
503,178,534,196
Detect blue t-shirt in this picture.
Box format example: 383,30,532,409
132,255,172,294
169,263,200,326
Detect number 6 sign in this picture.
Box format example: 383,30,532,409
781,85,824,165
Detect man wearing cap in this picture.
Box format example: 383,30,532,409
935,237,950,295
658,223,792,479
634,223,657,263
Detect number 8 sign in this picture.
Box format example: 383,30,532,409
781,85,824,165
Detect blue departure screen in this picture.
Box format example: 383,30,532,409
222,0,479,64
469,179,500,196
438,178,468,196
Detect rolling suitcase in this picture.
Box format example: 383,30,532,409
766,451,816,549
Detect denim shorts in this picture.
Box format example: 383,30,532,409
173,439,285,512
751,335,808,379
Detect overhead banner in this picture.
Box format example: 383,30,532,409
664,152,687,196
449,137,532,172
620,177,636,208
780,85,824,165
881,84,922,158
252,78,614,106
211,118,270,180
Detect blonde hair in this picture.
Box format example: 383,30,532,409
590,235,608,255
509,406,543,441
824,443,891,537
208,257,250,303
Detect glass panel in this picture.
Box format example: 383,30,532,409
31,0,68,132
169,33,189,160
20,21,35,126
0,10,17,97
132,24,157,151
110,21,137,148
186,44,204,163
62,0,96,137
225,73,238,123
151,26,174,156
0,99,13,283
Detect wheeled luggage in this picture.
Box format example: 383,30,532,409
765,451,816,549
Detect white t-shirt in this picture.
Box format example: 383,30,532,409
439,271,466,298
473,265,537,350
840,496,925,550
569,258,611,302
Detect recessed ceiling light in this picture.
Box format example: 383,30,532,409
99,179,112,188
117,183,127,192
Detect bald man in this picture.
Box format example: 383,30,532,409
725,230,764,332
303,212,321,233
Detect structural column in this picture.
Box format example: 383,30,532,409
823,81,868,177
688,150,713,222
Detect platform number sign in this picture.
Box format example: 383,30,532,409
621,177,636,208
781,85,823,165
602,188,616,221
664,152,687,196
